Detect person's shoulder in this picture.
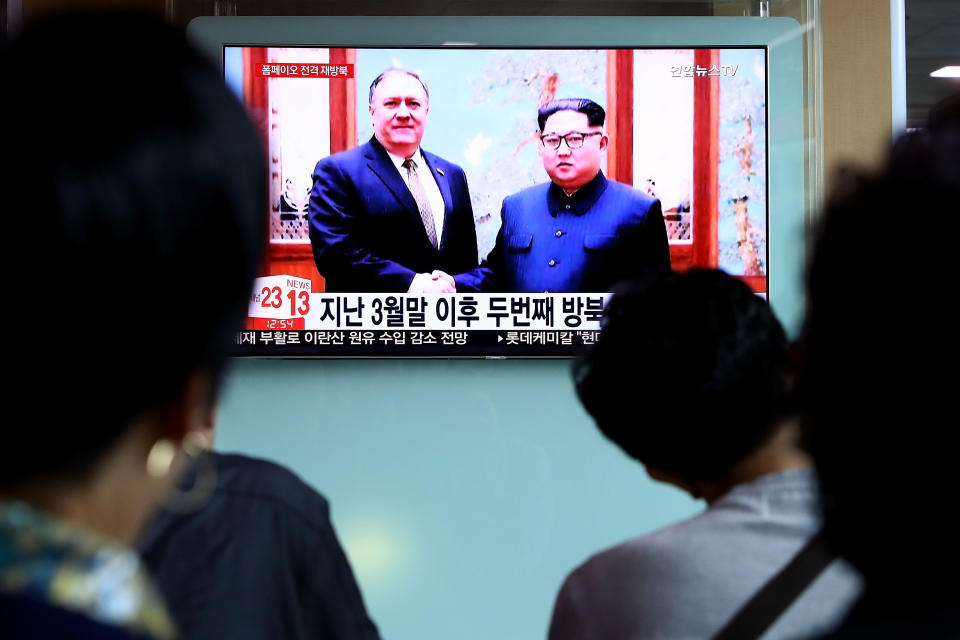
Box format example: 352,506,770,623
574,521,698,580
566,506,742,593
212,452,331,522
314,140,374,173
552,526,697,630
213,452,322,495
503,181,551,206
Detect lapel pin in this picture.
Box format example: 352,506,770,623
436,168,445,176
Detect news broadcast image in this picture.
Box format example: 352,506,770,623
225,46,768,356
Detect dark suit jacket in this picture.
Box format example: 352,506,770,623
140,453,381,640
308,136,483,292
482,172,671,292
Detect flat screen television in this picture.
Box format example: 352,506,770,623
187,16,804,357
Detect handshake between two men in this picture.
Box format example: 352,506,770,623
410,270,458,294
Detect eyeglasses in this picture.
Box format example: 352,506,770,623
540,131,602,150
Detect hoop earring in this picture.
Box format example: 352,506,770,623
167,431,217,514
146,439,177,479
147,432,218,514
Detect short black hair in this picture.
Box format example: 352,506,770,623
0,13,266,485
538,99,605,132
800,115,960,595
573,270,789,483
368,68,430,105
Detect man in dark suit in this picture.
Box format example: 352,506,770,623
308,69,484,293
140,406,381,640
483,99,670,293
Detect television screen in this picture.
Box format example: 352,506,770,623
225,44,771,356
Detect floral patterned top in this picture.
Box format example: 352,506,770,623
0,500,176,640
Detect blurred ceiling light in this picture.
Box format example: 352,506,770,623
930,66,960,78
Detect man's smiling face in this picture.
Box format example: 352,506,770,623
369,72,429,156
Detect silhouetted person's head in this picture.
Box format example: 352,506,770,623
927,92,960,136
801,99,960,610
0,12,266,528
574,270,796,499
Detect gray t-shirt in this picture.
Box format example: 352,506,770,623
548,469,862,640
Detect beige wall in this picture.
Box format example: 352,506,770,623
822,0,894,187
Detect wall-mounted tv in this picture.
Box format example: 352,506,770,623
188,17,804,357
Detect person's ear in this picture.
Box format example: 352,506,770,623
154,368,215,445
599,134,609,152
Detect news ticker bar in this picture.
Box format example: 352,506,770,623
234,329,601,356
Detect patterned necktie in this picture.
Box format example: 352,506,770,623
402,157,438,249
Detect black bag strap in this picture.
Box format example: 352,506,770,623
713,530,835,640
